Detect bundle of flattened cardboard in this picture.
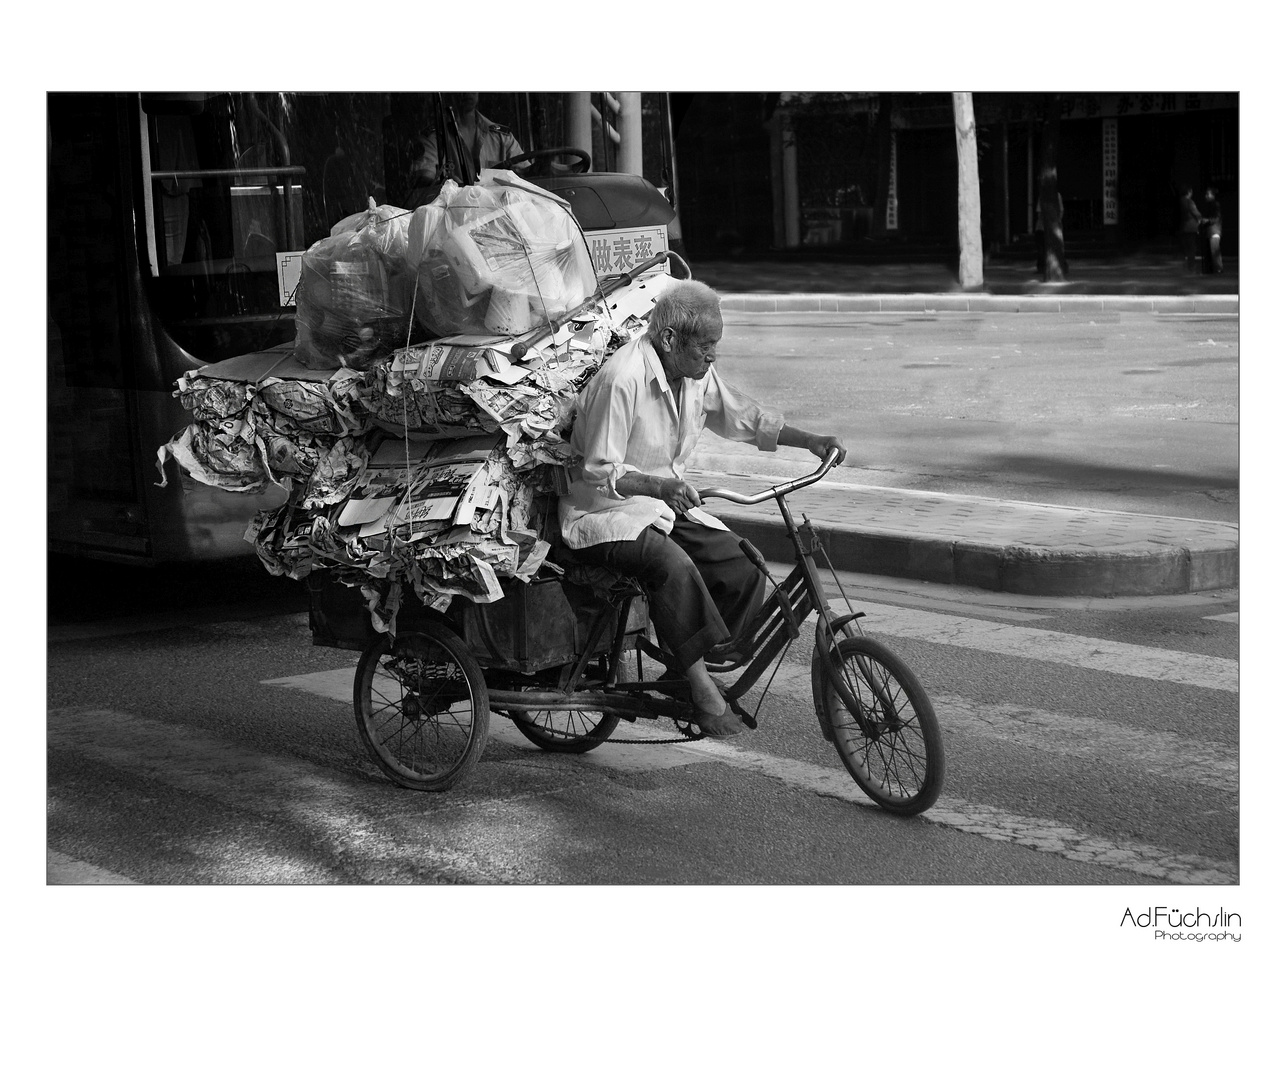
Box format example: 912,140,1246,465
158,170,672,630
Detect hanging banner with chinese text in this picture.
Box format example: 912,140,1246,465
1102,119,1119,226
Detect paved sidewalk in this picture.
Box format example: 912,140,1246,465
671,254,1240,597
689,465,1238,598
686,252,1239,302
717,291,1239,315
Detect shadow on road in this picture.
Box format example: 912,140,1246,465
48,554,309,626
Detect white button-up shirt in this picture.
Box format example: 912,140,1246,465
559,335,784,549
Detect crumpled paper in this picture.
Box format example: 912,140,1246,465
163,261,670,631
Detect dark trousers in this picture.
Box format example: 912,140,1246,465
573,517,764,671
1181,232,1199,273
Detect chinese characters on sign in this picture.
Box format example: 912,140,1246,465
885,132,899,232
1102,119,1119,226
587,226,668,276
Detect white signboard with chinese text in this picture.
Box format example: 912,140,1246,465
584,226,669,278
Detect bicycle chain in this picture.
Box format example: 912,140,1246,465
602,717,707,745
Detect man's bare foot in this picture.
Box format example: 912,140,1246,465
686,664,726,716
694,702,743,739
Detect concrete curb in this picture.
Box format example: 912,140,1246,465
718,293,1239,315
717,510,1238,597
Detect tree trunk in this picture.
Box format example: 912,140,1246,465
1039,94,1067,282
953,92,984,289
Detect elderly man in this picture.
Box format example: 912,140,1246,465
559,280,847,738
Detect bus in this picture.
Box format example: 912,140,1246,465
47,91,682,564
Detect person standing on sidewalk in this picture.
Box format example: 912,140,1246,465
1034,192,1065,280
1178,186,1203,274
1201,186,1224,274
558,280,847,738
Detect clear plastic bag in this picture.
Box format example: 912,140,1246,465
405,172,596,339
293,199,416,372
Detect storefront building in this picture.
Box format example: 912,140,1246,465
672,92,1238,258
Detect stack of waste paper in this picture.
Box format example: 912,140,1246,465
157,169,673,629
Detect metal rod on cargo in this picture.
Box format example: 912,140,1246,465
508,250,673,361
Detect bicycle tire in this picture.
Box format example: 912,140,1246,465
353,625,490,792
813,636,944,816
508,708,621,753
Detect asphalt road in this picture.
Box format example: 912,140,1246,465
46,561,1238,887
704,309,1238,521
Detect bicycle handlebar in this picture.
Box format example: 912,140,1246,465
696,448,841,505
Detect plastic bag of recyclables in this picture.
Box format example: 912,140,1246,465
292,198,416,371
406,170,597,340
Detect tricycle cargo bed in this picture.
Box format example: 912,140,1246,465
308,570,648,674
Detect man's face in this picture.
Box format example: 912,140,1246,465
660,313,723,382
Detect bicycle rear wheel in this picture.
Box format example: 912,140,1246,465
354,625,490,792
509,708,620,753
813,636,944,816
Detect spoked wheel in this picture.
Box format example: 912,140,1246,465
509,708,620,753
813,636,944,816
353,625,490,791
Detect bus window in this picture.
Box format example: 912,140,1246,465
140,92,393,364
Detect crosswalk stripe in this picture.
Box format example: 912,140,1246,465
812,606,1239,693
673,735,1237,886
265,668,1236,885
47,849,137,885
927,691,1237,794
704,656,1238,795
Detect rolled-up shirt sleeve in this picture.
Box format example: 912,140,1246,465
702,368,785,451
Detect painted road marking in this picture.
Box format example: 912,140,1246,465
265,670,1236,885
47,849,137,885
264,669,708,773
926,691,1237,794
1202,612,1239,624
716,653,1238,795
809,606,1238,693
674,735,1236,886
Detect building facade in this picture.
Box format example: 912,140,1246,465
673,91,1238,259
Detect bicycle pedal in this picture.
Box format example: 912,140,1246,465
729,699,757,730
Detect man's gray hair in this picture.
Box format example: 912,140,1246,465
646,279,722,346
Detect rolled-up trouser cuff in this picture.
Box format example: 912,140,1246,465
570,520,761,673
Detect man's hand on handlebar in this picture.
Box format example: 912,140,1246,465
658,478,703,513
778,424,847,467
808,434,847,465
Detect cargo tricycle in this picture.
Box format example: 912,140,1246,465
311,449,945,817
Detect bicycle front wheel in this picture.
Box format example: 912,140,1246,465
814,636,944,816
354,625,490,792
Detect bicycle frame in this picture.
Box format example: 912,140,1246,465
486,449,873,735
